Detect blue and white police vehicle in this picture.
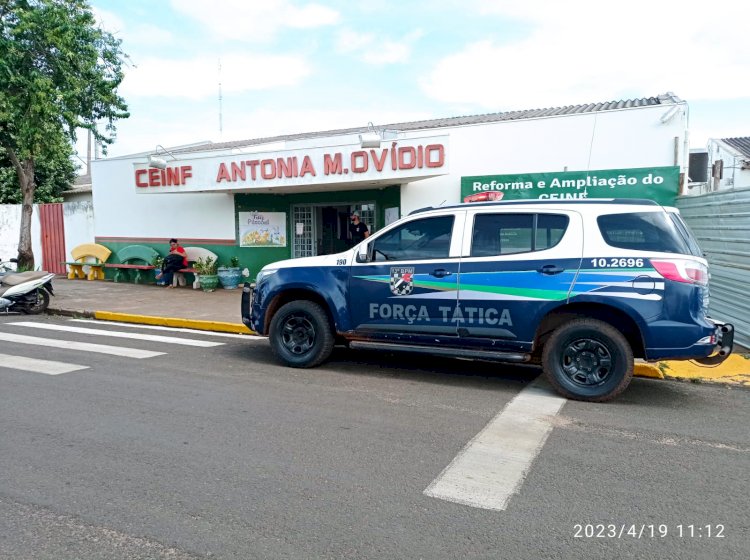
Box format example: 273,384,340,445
242,199,734,402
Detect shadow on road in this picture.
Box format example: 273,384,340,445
230,340,541,392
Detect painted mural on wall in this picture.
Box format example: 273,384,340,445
461,166,680,206
239,212,287,248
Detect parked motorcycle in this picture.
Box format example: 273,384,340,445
0,258,55,314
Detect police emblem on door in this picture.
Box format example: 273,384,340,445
390,267,415,296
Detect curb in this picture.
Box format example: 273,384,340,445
92,311,254,335
635,355,750,387
48,307,95,319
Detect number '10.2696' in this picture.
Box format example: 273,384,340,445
590,258,644,268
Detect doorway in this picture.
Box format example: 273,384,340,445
292,202,376,258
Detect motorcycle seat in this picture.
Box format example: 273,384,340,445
0,271,50,286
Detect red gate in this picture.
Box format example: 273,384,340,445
39,203,66,274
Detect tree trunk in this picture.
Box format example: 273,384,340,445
18,163,35,270
6,148,36,270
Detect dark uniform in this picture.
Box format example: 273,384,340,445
349,219,369,245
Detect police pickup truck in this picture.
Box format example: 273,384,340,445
242,199,734,402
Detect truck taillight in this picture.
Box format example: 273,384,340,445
651,259,708,286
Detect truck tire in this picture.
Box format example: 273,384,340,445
542,319,633,402
269,300,335,368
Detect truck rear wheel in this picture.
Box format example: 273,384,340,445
269,300,335,368
542,319,633,402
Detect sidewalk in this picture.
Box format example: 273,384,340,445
48,277,251,334
46,277,749,386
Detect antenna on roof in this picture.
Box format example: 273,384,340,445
218,58,223,140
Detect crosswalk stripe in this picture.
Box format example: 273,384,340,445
69,319,262,340
7,322,224,347
0,352,88,375
0,332,164,359
423,382,567,511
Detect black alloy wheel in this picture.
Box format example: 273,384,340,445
269,300,335,368
542,319,633,402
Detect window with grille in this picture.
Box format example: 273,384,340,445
292,205,314,258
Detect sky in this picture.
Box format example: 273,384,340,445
78,0,750,167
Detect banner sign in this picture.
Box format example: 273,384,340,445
239,212,287,247
461,166,680,206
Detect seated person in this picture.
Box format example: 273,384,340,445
156,238,187,288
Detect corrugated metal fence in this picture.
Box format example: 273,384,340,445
677,188,750,349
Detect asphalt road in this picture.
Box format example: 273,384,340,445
0,315,748,559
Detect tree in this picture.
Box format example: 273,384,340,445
0,0,128,269
0,132,77,203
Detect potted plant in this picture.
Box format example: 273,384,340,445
151,255,166,285
217,255,242,289
194,256,219,292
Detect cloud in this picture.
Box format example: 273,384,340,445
121,53,312,100
92,8,175,48
170,0,340,42
423,0,750,109
336,29,424,65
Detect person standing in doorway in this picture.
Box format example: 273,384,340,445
156,238,188,288
349,212,370,245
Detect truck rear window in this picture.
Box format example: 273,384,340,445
597,212,692,254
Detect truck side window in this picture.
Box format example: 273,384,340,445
471,213,569,256
372,216,454,262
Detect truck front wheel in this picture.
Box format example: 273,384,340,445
542,319,633,402
269,300,335,368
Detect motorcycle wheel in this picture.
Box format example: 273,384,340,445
20,289,50,315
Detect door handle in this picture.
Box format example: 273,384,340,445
431,269,452,278
538,264,564,275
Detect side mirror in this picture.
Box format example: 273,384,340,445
355,243,370,263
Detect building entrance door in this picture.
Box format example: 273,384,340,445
292,202,376,258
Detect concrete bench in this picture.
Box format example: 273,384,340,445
174,246,218,289
62,243,111,280
104,245,160,283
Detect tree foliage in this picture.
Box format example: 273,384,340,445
0,0,128,268
0,134,77,203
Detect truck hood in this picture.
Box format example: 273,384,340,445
260,248,358,271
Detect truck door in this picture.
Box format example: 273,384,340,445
349,211,465,340
457,210,583,352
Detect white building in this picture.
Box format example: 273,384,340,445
89,92,688,276
706,137,750,191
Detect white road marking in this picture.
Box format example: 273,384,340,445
0,332,164,359
424,382,567,511
69,319,263,340
7,322,224,347
0,352,88,375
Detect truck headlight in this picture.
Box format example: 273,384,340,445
256,269,278,283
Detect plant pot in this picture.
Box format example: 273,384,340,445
199,274,219,292
154,268,166,286
217,267,242,289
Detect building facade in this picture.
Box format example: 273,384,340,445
90,93,688,277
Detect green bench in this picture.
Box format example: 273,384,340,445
104,245,160,283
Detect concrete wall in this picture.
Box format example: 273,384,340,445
63,200,96,257
0,202,95,268
91,156,236,241
0,204,43,266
